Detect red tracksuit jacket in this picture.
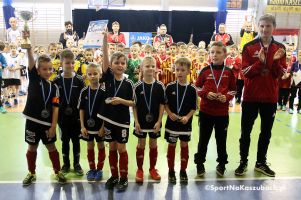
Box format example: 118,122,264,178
242,37,286,103
196,64,236,116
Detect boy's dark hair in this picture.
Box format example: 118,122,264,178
65,21,73,27
0,41,5,51
60,49,74,61
132,41,142,47
170,43,177,47
175,57,191,70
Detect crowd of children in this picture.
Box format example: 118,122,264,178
0,13,298,191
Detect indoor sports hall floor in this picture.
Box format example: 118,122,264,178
0,97,301,200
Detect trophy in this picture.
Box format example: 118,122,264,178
19,10,33,49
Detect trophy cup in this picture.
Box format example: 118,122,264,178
19,11,33,49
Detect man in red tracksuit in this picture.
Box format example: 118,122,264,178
194,41,236,177
235,14,286,177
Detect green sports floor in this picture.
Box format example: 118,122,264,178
0,111,301,200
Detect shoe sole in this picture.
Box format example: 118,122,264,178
168,178,176,184
235,169,247,176
149,175,161,181
180,178,188,184
135,177,143,183
254,167,275,177
23,178,36,186
216,170,224,177
197,172,205,177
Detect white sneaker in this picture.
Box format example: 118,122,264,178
277,105,281,110
289,109,294,114
282,106,287,111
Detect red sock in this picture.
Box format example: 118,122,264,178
87,149,96,170
180,145,189,171
97,148,106,170
167,145,176,172
26,151,37,174
136,147,145,170
49,150,61,174
119,151,128,178
149,147,158,170
109,150,118,177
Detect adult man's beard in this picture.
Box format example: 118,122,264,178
66,29,73,34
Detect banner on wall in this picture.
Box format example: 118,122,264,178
128,32,153,47
227,0,248,10
266,0,301,13
83,20,108,48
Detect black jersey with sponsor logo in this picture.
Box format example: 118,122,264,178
78,85,105,131
53,73,85,124
99,68,134,127
165,81,197,132
134,80,165,129
23,66,59,126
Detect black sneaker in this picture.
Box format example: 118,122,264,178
179,170,188,184
216,164,226,177
197,164,205,177
235,162,248,176
61,164,70,174
74,164,84,176
105,176,119,189
23,173,36,186
56,171,67,184
254,162,275,177
168,171,176,184
116,178,128,191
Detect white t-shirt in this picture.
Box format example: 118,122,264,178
6,28,22,43
6,54,22,79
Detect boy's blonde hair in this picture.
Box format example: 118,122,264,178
210,41,227,54
48,43,57,50
259,14,276,27
36,54,52,68
110,52,128,66
175,57,191,70
141,56,156,68
87,63,102,73
9,42,17,49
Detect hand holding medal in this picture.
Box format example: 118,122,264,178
273,48,285,61
40,80,52,119
169,112,179,121
110,97,123,105
62,76,74,116
87,85,100,128
176,81,188,123
258,48,266,63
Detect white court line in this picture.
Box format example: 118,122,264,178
1,176,301,184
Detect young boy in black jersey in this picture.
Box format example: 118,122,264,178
22,31,66,186
78,63,106,182
165,57,197,184
133,56,165,183
53,49,85,176
97,30,135,191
